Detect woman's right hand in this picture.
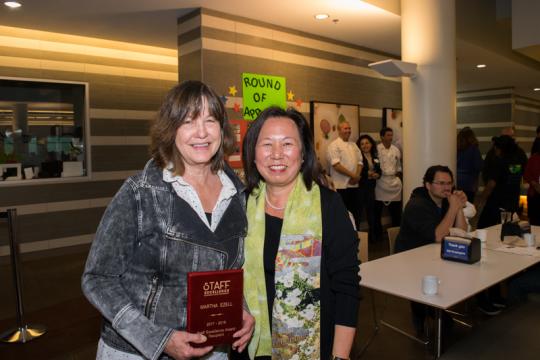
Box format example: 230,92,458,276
164,330,213,360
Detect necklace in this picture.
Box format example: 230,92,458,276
265,193,285,211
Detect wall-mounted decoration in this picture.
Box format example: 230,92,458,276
287,90,295,101
310,101,360,174
383,108,403,152
227,119,249,169
242,73,286,120
228,85,238,96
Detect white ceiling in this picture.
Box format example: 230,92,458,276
1,0,540,100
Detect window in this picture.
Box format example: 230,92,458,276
0,78,88,182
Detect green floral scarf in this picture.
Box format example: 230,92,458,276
244,175,322,359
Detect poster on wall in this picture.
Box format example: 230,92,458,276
383,108,403,152
242,73,286,120
310,101,360,175
227,119,249,169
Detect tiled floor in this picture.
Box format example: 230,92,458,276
1,240,539,359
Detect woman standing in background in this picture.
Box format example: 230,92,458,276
457,127,483,202
357,134,381,243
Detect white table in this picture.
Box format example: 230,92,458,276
359,242,540,358
482,224,540,253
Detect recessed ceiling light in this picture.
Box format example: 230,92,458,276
4,1,21,8
534,88,540,92
476,64,487,68
314,14,329,20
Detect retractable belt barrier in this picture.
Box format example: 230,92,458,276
0,209,46,343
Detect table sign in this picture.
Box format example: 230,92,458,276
441,236,480,264
187,269,243,346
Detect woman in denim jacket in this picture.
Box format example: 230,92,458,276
82,81,254,360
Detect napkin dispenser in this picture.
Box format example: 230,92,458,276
500,221,525,242
441,236,480,264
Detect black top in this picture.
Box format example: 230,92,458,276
395,187,449,253
359,152,381,189
259,186,360,360
263,213,283,321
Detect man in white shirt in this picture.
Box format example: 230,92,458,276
374,127,402,242
327,121,363,228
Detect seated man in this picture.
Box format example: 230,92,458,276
395,165,467,336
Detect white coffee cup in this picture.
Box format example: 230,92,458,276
524,233,536,247
422,275,440,295
475,229,488,242
480,242,488,262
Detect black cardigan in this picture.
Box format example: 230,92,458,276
319,186,361,359
359,152,381,189
260,186,360,360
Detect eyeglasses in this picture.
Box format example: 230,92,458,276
431,181,453,186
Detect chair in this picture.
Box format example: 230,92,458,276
357,231,369,263
387,226,400,255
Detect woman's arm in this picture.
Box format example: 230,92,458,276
81,179,174,360
332,325,356,359
323,190,360,359
475,179,496,212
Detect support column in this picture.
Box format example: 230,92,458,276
401,0,456,203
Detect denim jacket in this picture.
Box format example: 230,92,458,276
82,159,247,360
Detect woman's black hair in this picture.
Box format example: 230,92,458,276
357,134,378,158
242,106,322,194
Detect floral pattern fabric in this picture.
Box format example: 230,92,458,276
272,234,321,360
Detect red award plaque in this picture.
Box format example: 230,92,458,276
187,268,243,346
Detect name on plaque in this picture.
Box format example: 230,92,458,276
187,268,243,346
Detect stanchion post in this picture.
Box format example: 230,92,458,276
0,209,46,343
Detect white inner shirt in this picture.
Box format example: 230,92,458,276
163,167,237,232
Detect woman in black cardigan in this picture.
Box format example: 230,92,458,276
238,107,360,360
357,134,381,243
